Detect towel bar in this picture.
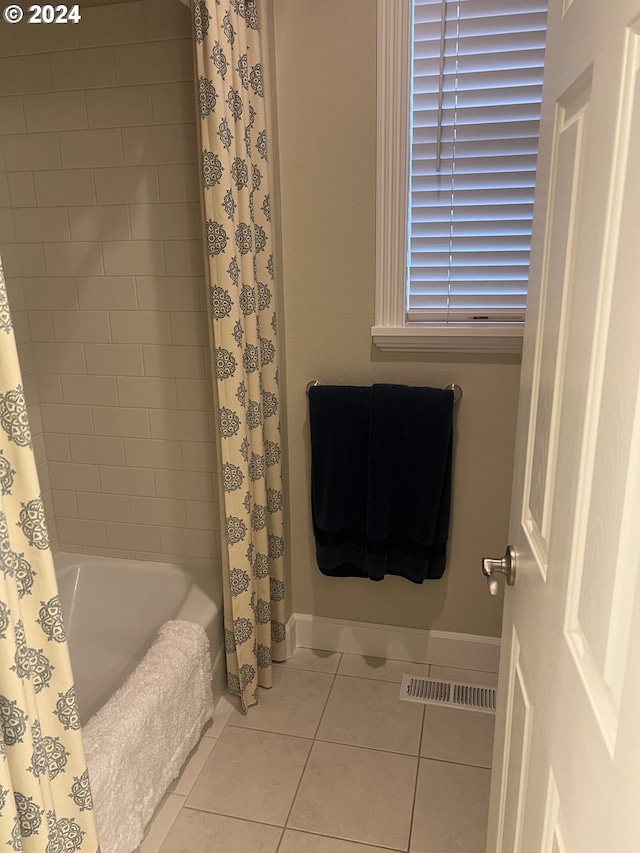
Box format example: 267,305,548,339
306,380,462,403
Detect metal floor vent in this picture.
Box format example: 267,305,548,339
399,675,497,714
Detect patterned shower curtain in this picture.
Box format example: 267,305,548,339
0,262,99,851
193,0,286,711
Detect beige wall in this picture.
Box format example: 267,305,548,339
0,0,221,569
272,1,521,637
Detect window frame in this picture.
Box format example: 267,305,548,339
373,0,525,354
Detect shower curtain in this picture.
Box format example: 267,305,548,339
194,0,286,711
0,262,99,851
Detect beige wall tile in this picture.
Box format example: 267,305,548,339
135,550,185,564
44,433,70,461
93,406,150,438
186,500,220,531
0,172,11,207
37,460,51,492
94,166,159,204
159,526,218,559
61,374,118,405
78,492,131,523
186,123,198,163
24,278,78,309
0,209,16,243
3,274,25,310
0,22,16,56
175,379,215,411
86,547,133,559
77,276,137,309
123,437,183,470
129,202,194,240
78,3,145,47
180,441,216,472
170,312,210,346
18,243,46,276
13,19,78,55
49,461,101,492
41,403,94,434
86,85,152,128
3,132,61,170
164,240,205,276
50,47,116,91
99,465,156,496
22,372,40,404
34,169,96,206
157,164,200,202
69,206,130,241
110,310,171,343
23,91,87,132
130,496,186,527
143,344,204,378
149,408,210,441
122,124,189,165
114,41,185,85
33,342,85,374
155,469,215,501
85,342,144,375
52,310,111,343
0,55,51,96
105,521,161,552
52,489,77,517
37,374,63,404
1,244,21,278
0,95,26,132
13,207,71,243
44,242,104,276
60,128,123,168
150,82,196,124
27,400,43,434
28,310,55,342
135,276,203,311
57,517,107,547
102,240,165,276
143,0,192,40
70,434,125,466
16,342,35,376
8,173,36,207
180,39,194,82
117,376,177,408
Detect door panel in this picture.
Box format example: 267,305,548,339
487,1,640,851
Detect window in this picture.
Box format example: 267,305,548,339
374,0,547,352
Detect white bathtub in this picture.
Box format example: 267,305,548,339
54,552,225,724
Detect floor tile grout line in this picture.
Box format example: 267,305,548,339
178,802,286,829
280,825,406,852
406,705,426,853
275,652,343,850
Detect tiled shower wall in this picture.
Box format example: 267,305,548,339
0,0,222,569
0,131,53,544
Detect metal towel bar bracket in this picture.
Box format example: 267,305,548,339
306,380,462,403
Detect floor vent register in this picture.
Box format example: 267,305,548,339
399,675,497,714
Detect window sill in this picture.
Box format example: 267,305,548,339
371,325,524,354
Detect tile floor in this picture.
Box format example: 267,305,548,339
138,649,498,853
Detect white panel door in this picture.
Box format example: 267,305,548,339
486,0,640,850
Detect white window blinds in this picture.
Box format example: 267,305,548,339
408,0,547,325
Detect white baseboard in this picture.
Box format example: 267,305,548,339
291,613,500,673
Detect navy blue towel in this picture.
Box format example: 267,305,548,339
309,383,454,583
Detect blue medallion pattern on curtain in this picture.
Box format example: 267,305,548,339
194,0,286,711
0,259,100,852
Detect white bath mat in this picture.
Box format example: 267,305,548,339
399,675,497,714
